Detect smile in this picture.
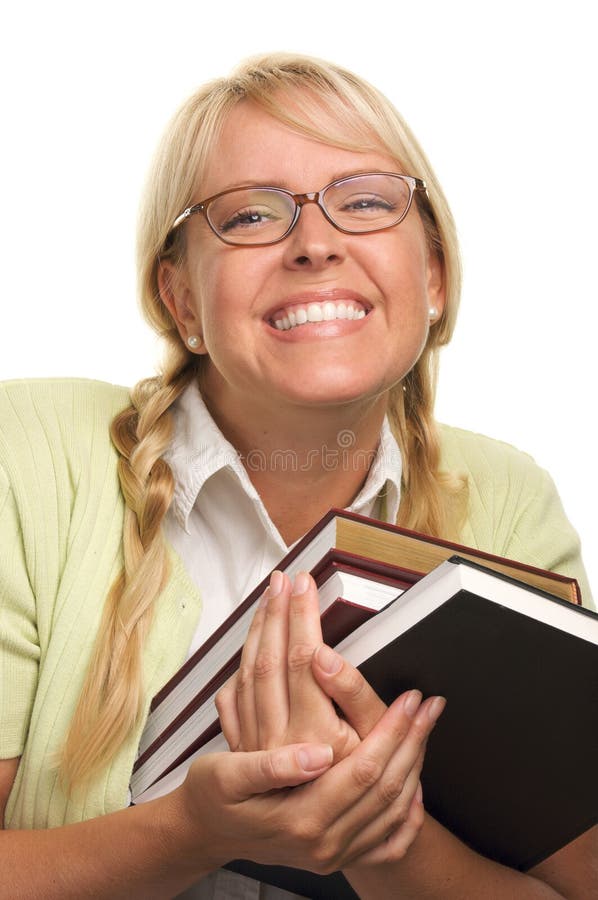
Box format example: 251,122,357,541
270,299,369,331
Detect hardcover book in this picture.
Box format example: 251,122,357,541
133,509,581,799
131,512,595,896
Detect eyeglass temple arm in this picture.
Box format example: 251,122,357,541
171,203,206,231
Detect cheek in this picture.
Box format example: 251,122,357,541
374,249,431,320
195,246,270,316
367,224,430,288
188,255,242,338
366,239,432,363
190,253,270,361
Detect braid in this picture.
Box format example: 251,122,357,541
390,350,468,541
61,358,197,786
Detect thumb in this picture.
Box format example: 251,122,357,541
228,743,334,800
312,644,387,738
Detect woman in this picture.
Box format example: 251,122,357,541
0,53,594,898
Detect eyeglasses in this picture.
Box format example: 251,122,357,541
168,172,428,247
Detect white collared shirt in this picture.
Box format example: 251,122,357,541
163,381,402,899
163,381,402,660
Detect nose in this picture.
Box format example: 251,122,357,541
281,198,346,270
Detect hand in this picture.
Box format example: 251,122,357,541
216,570,360,761
311,640,446,867
214,571,445,868
180,687,443,873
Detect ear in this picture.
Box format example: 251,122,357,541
157,261,207,354
426,249,446,324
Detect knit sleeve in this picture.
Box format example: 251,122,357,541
500,458,594,610
439,425,594,611
0,463,40,757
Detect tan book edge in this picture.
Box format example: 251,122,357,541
335,517,579,604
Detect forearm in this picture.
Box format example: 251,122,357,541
345,814,566,900
0,790,211,900
0,743,347,899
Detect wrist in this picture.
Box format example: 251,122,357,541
151,784,224,881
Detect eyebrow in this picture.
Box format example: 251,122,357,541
205,168,402,196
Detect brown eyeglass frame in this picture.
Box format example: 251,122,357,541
167,172,428,247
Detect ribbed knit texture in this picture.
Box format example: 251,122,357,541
438,423,591,600
0,379,202,828
0,379,591,830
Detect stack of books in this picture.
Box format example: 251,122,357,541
131,509,598,894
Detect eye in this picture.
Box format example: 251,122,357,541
218,206,282,233
340,193,398,215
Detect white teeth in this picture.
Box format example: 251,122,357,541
272,300,368,330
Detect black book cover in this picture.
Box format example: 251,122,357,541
226,568,598,895
360,590,598,869
225,862,357,899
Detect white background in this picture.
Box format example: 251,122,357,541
1,1,596,595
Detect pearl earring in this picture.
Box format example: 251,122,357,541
429,306,439,322
187,335,201,350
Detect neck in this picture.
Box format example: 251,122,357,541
200,382,389,545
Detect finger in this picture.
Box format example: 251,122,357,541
313,691,442,828
338,745,425,862
374,781,426,863
209,743,334,802
285,573,331,732
312,644,388,738
325,696,442,862
215,674,242,750
348,695,442,823
253,571,293,746
346,782,426,867
236,573,286,749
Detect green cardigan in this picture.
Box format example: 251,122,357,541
0,379,591,829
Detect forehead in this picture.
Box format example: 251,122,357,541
200,100,400,197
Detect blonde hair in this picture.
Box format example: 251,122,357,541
61,53,467,786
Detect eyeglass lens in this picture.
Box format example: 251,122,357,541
206,174,413,244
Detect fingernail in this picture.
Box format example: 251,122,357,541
427,696,446,723
404,689,422,718
269,570,284,598
315,644,342,674
297,744,334,772
292,571,310,596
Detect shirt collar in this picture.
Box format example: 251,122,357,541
163,381,402,531
346,415,402,523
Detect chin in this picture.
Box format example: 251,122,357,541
282,376,386,409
